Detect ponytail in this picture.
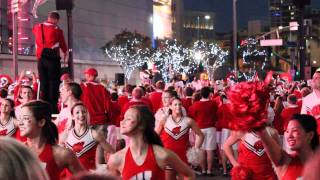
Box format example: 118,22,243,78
22,100,58,145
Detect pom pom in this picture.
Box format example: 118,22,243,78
226,81,270,131
231,166,253,180
186,147,203,166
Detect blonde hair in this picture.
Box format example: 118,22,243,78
0,137,48,180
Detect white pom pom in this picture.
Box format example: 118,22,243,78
186,147,203,166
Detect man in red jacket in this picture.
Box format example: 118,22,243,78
148,80,165,112
189,86,218,176
80,68,111,128
33,11,67,113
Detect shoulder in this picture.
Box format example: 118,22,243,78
108,147,128,171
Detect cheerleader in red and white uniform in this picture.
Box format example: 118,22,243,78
154,90,186,135
224,129,279,180
0,98,25,141
156,98,204,179
65,103,115,170
108,106,195,180
18,100,85,180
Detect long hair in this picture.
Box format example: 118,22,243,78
290,114,319,151
22,100,58,145
130,105,163,146
0,137,48,180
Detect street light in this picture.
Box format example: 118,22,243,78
204,15,211,20
233,0,237,73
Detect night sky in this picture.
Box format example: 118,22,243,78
184,0,320,33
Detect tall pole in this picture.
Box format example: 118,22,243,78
298,8,306,80
197,16,200,40
66,9,74,79
233,0,237,73
12,11,18,80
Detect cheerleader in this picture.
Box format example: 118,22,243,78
65,103,115,170
18,100,85,180
157,97,204,179
154,90,186,134
108,105,195,179
0,98,25,141
257,114,319,180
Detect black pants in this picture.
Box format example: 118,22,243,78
37,56,61,114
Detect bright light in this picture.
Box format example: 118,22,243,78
194,51,203,63
204,15,211,20
278,26,283,30
313,60,317,64
153,1,172,39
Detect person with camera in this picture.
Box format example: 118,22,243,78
33,11,68,114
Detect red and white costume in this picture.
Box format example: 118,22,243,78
161,115,189,163
237,132,277,180
38,144,62,180
0,117,25,142
81,81,111,125
122,145,165,180
65,128,98,170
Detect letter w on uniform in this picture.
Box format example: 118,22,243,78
130,171,152,180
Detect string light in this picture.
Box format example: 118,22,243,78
152,39,191,82
189,40,229,79
102,31,151,80
239,38,268,81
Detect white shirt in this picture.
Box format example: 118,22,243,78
301,91,320,114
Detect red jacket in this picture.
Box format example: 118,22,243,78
181,97,192,114
80,81,111,125
148,91,162,112
189,99,218,129
32,22,67,59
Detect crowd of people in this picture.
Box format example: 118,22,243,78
1,63,320,180
0,10,320,180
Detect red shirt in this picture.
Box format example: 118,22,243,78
281,105,301,131
189,99,218,129
109,101,121,127
118,95,130,109
32,22,67,59
81,81,111,125
215,103,230,130
181,97,192,114
148,91,163,112
122,145,165,180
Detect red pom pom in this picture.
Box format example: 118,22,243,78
231,166,253,180
226,81,270,131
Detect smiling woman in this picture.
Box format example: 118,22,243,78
108,105,196,180
256,114,319,180
18,100,85,180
